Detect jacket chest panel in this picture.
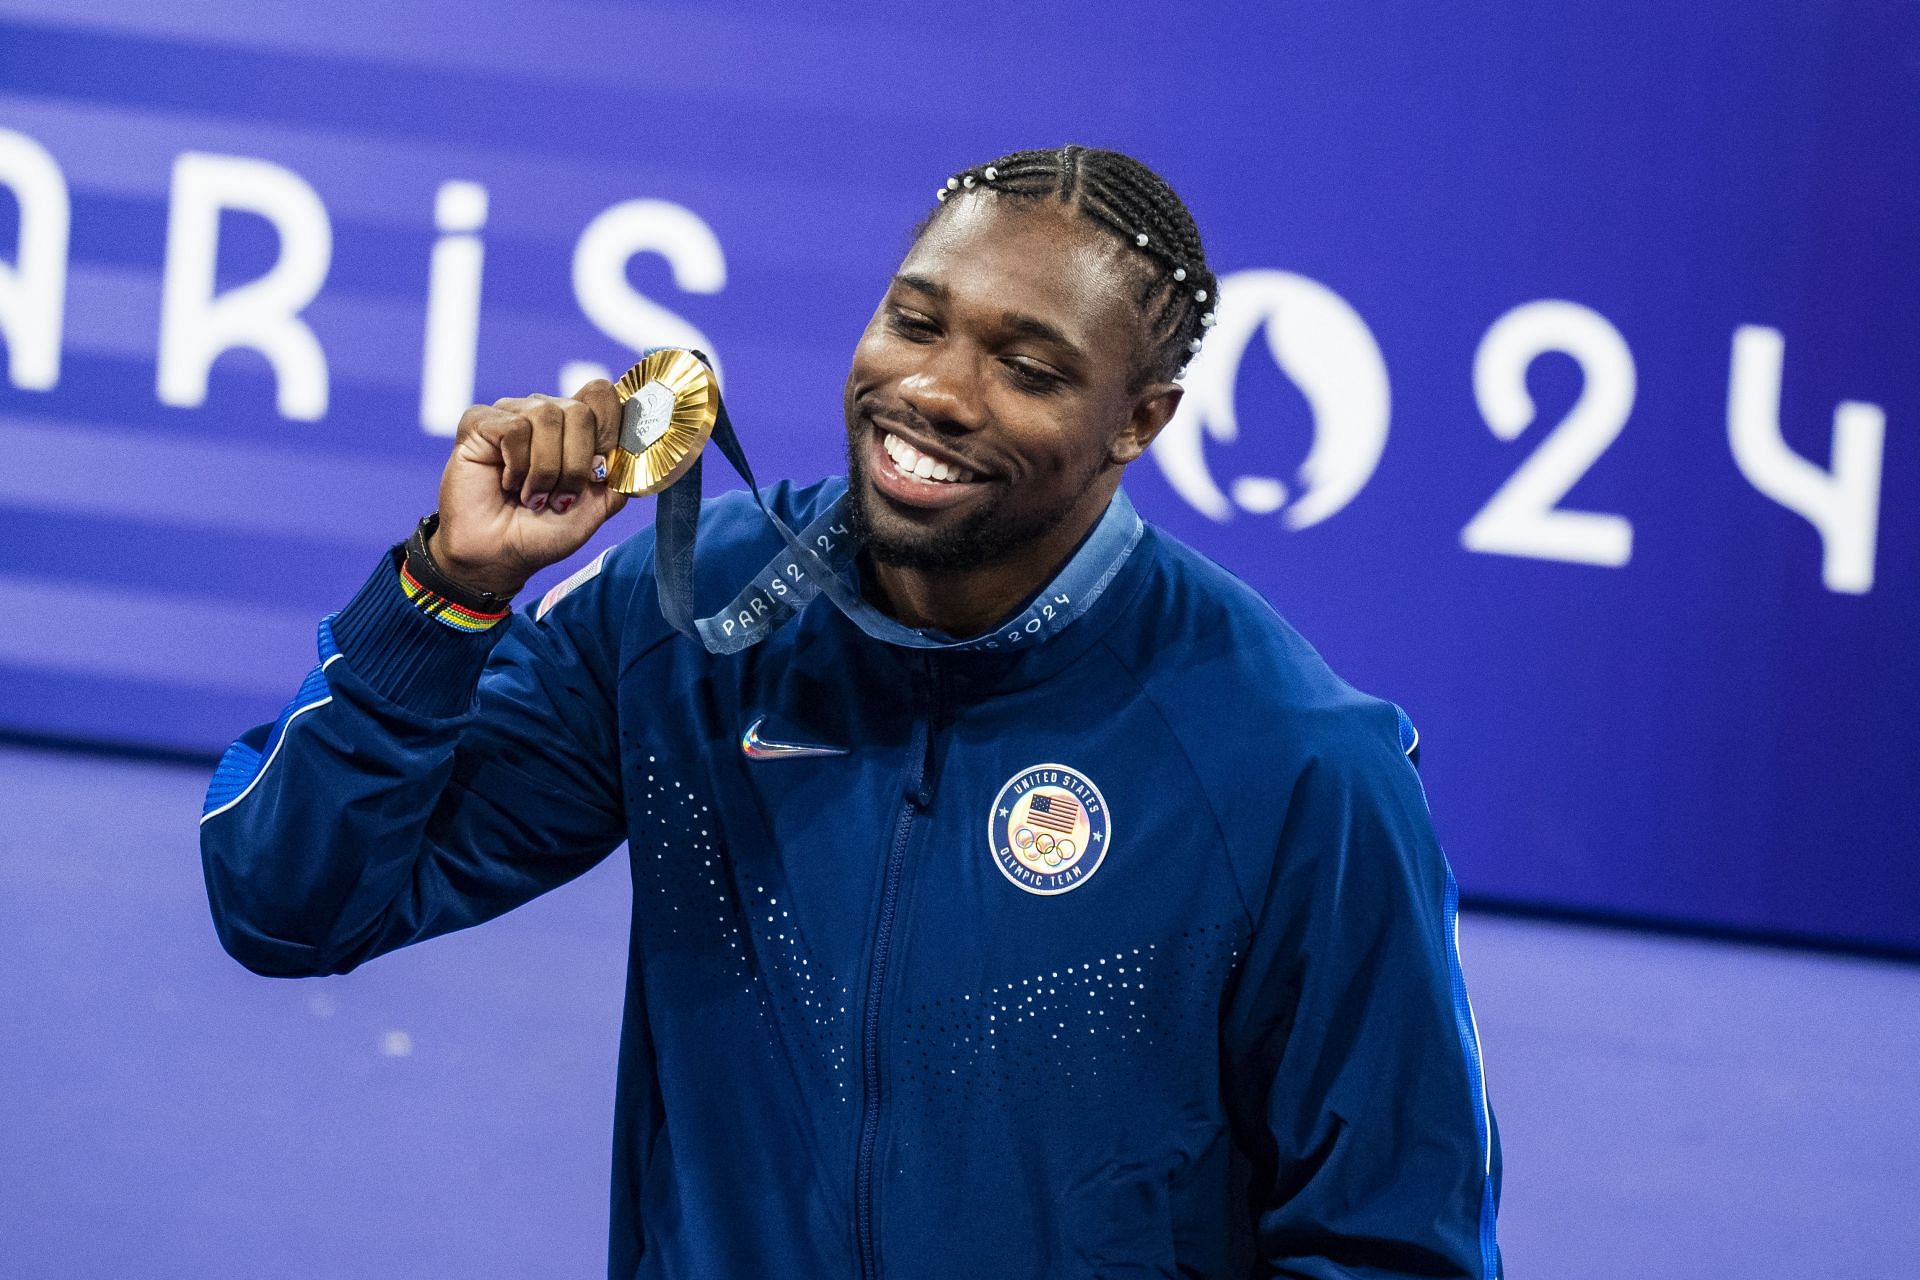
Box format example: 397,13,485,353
618,640,1251,1124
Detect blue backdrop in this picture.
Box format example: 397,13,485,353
0,0,1913,949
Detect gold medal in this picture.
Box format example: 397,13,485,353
605,349,720,496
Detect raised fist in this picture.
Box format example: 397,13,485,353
429,379,631,599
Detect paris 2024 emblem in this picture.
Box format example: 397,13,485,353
988,764,1111,896
1152,269,1390,530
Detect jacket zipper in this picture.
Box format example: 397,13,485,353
855,659,939,1280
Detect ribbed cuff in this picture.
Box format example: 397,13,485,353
329,545,509,718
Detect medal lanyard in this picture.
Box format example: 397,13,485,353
649,373,1145,656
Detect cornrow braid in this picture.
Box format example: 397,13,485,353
929,145,1218,388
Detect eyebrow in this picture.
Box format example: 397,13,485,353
893,273,947,301
891,273,1086,365
998,313,1079,360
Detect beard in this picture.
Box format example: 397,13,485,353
843,414,1078,572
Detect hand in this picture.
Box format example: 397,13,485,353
430,380,631,598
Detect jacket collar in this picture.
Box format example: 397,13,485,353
817,482,1157,695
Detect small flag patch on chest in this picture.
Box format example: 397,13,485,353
537,548,611,621
987,764,1111,897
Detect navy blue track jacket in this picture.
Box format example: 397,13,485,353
200,477,1502,1279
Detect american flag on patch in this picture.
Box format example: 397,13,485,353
1026,791,1081,833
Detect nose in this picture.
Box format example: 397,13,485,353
896,342,987,437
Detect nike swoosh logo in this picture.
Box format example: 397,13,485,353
740,715,848,761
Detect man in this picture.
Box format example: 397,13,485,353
201,145,1501,1279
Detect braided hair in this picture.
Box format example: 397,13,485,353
926,145,1218,390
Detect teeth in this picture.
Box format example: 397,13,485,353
882,431,976,484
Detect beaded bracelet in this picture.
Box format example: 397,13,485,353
401,514,511,631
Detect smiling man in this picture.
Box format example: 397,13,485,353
841,185,1177,638
201,146,1502,1279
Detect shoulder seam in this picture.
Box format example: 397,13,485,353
1097,633,1259,931
582,532,681,683
618,629,684,681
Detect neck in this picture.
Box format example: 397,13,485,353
866,476,1119,636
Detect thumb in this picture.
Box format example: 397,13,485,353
574,377,626,461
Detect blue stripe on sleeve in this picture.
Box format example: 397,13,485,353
1443,867,1500,1279
200,616,342,821
1394,702,1420,759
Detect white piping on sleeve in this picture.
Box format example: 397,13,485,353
1453,909,1494,1180
199,652,343,825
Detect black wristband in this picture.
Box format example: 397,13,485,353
403,513,513,615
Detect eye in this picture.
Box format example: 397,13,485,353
887,308,940,341
1004,360,1065,394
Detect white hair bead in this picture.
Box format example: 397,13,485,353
983,166,998,180
963,174,976,188
1201,312,1216,327
1195,289,1208,302
937,188,949,201
1172,267,1187,281
1135,232,1149,247
946,177,960,190
1188,338,1203,352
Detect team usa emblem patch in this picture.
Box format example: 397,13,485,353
988,763,1112,896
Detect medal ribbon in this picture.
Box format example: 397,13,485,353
649,357,1144,656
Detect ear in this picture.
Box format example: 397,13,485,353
1108,382,1184,465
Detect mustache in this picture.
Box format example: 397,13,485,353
858,396,934,438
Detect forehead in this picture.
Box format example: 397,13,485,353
898,196,1144,360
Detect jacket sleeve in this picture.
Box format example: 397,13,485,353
1222,706,1502,1279
199,542,640,977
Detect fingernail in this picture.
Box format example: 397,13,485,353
552,494,575,514
527,493,548,512
592,456,607,482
